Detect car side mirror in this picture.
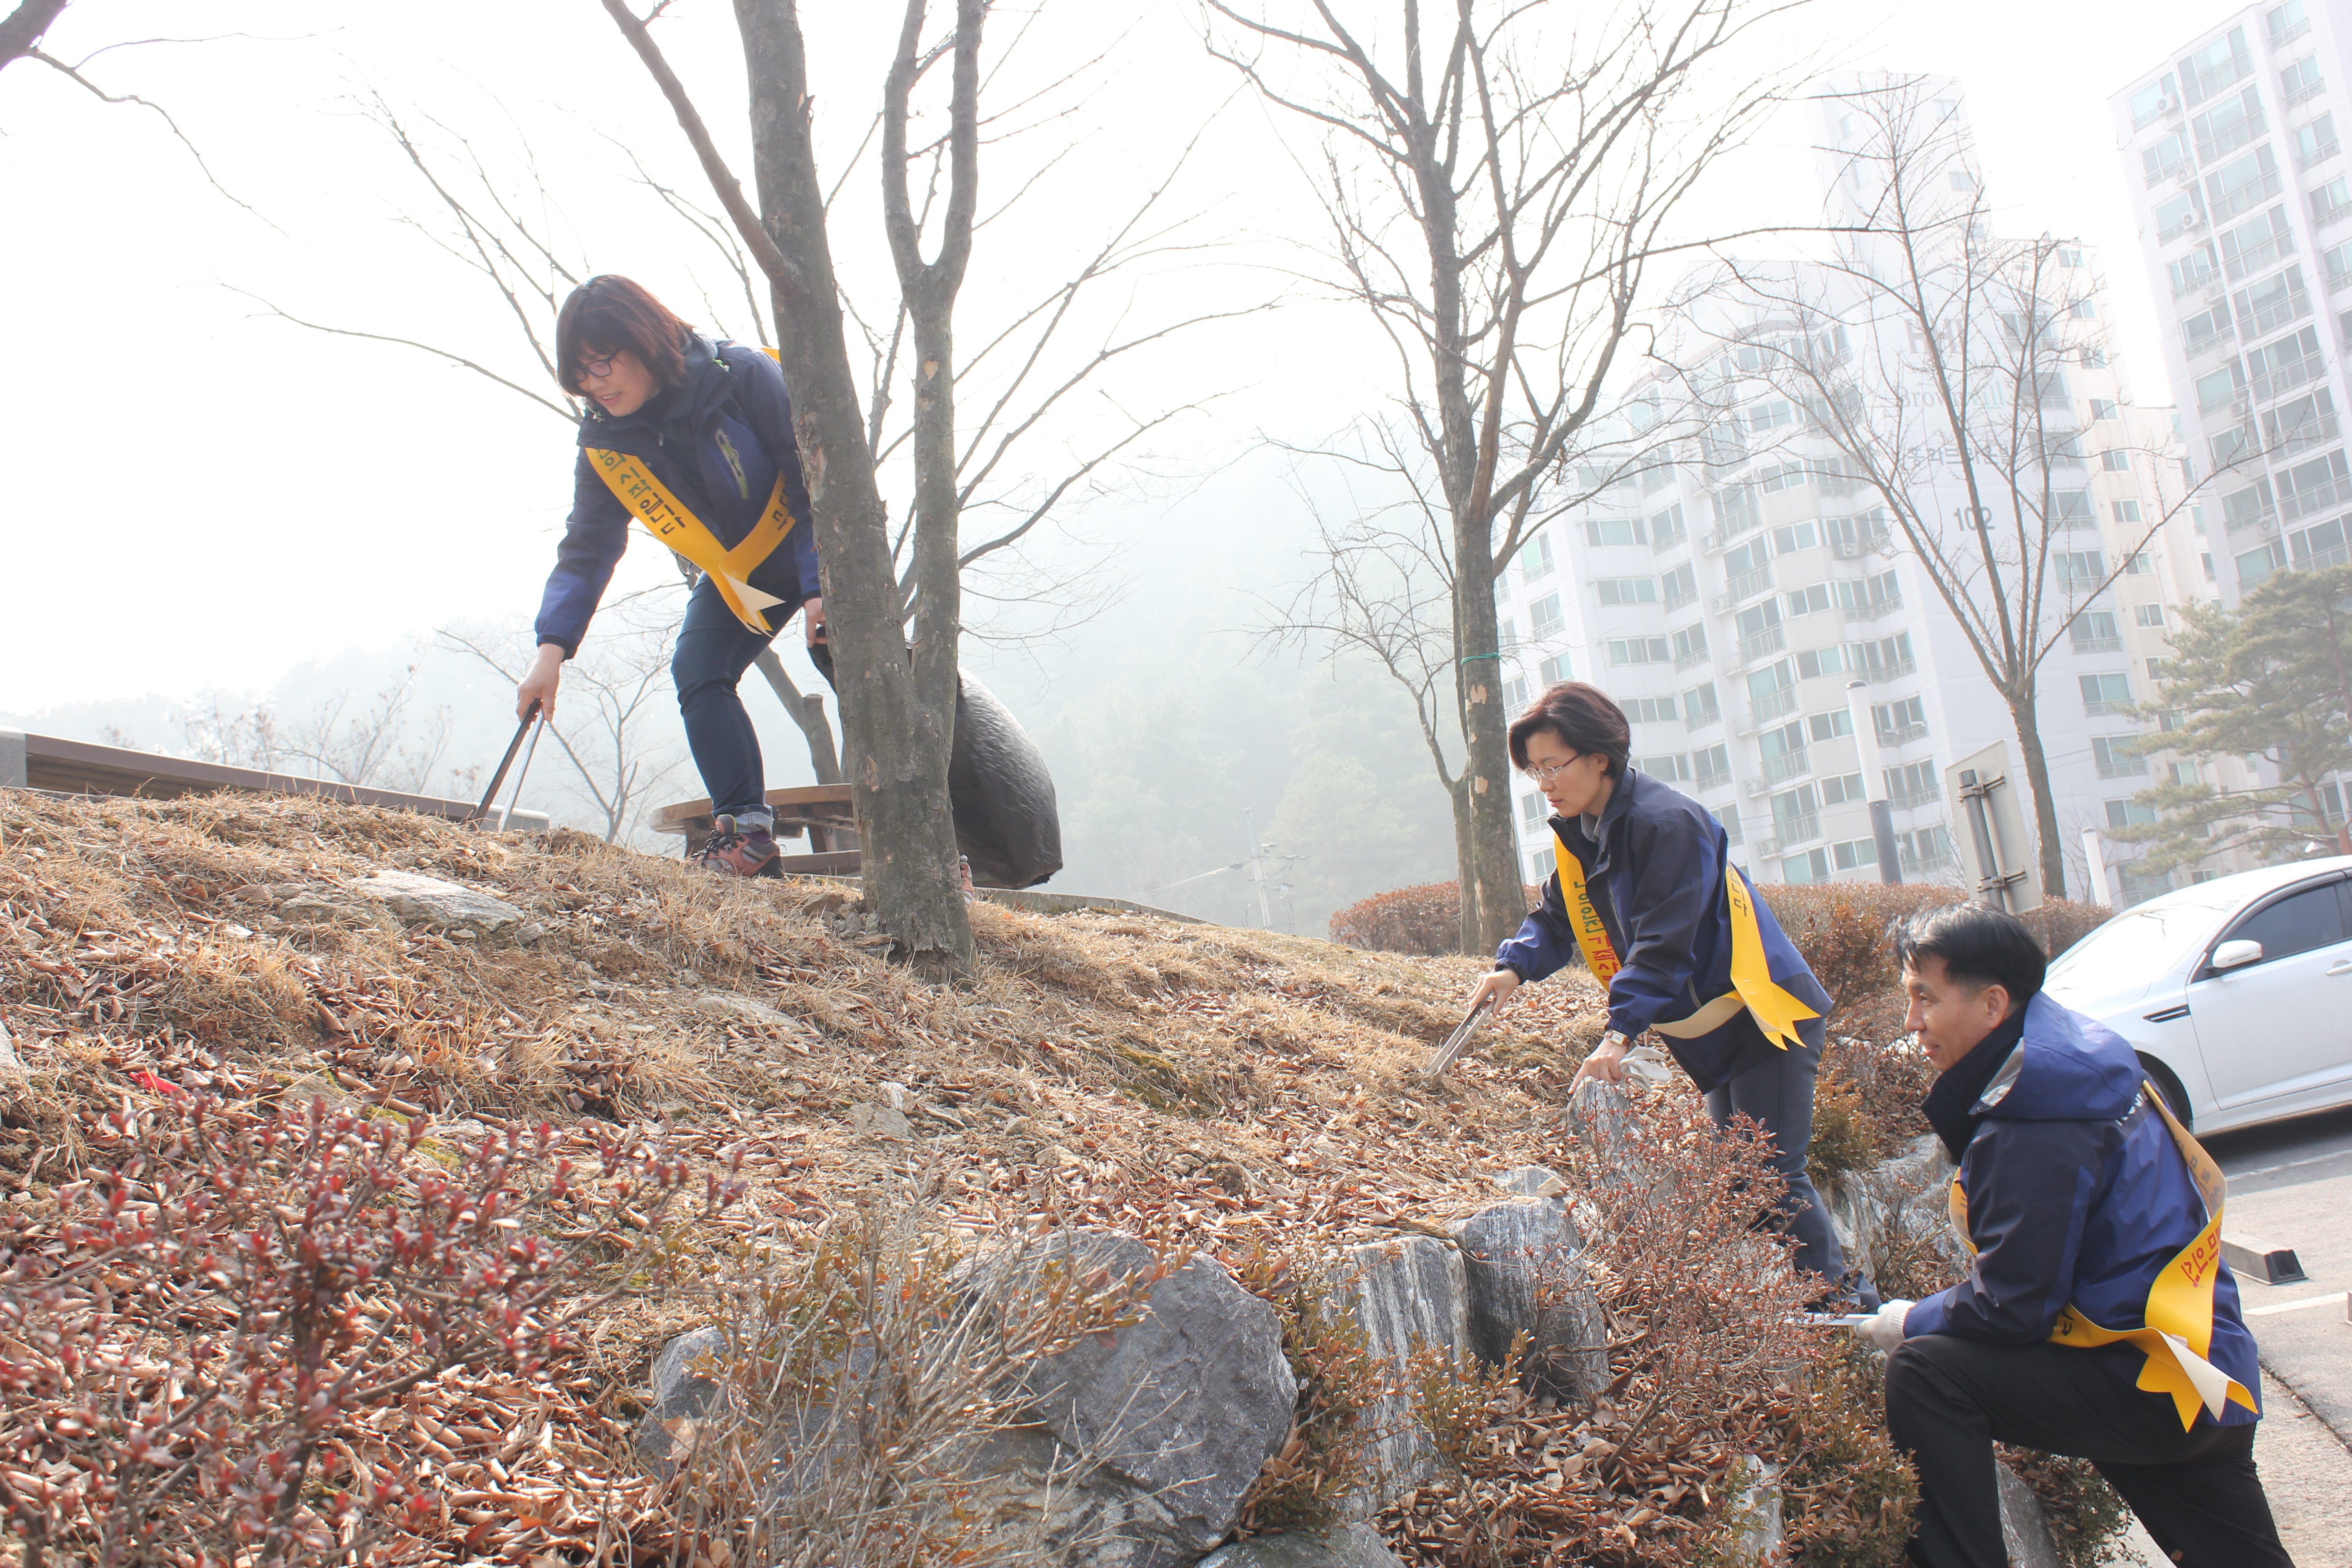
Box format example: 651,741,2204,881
2212,938,2264,971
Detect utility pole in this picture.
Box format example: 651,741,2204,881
1847,680,1902,885
1240,809,1303,932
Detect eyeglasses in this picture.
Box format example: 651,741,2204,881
1522,754,1584,786
577,353,619,381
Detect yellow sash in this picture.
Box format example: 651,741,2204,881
584,347,802,635
1551,840,1818,1049
1947,1082,2258,1431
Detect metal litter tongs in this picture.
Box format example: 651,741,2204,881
1424,993,1496,1083
468,701,546,830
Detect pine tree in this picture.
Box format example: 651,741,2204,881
2112,564,2352,872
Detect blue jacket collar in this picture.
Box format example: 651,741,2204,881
575,331,730,449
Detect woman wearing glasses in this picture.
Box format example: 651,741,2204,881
1465,681,1857,1300
516,276,825,878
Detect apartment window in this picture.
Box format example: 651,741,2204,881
2106,799,2159,830
1713,803,1743,845
1832,838,1881,872
2148,657,2175,681
1538,654,1573,686
2269,0,2309,47
2094,735,2148,778
2246,324,2324,399
1520,530,1556,578
1529,592,1565,639
1528,850,1551,882
1949,169,1977,192
1521,790,1547,827
2315,176,2352,226
1886,760,1941,808
2135,603,2167,628
2126,550,2154,574
2170,245,2219,297
1606,638,1666,666
1898,825,1957,870
1783,848,1832,885
1578,464,1632,493
1725,536,1772,600
2207,145,2283,222
2193,87,2265,164
2179,27,2252,106
1622,696,1679,725
2101,449,2132,472
2183,299,2234,358
2071,299,2097,321
2115,500,2145,524
2276,448,2352,518
2282,54,2326,108
1818,771,1866,807
1694,744,1732,791
1683,682,1722,729
2081,671,2134,716
2072,610,2123,652
2174,761,2203,787
1717,482,1759,535
1873,696,1929,743
2240,540,2286,586
1747,398,1795,433
1737,598,1787,663
2328,241,2352,291
1846,631,1915,679
1661,561,1698,611
2055,549,2107,585
1749,659,1797,720
1671,622,1709,670
1784,583,1834,618
1796,645,1848,679
1585,517,1645,548
1651,503,1688,552
1825,511,1891,556
2055,490,2097,526
2090,398,2120,421
2144,128,2195,185
2220,205,2293,280
2211,418,2259,467
2290,515,2352,567
1596,577,1659,606
1771,520,1819,554
1642,461,1677,494
1808,710,1854,742
2225,476,2276,529
1759,721,1808,786
2296,114,2339,170
2264,387,2339,455
1637,753,1691,782
2235,264,2310,335
2132,74,2180,132
1837,568,1903,618
1503,674,1530,711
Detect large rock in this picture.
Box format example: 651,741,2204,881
1721,1454,1783,1565
347,870,527,942
1329,1235,1470,1504
970,1230,1297,1567
636,1326,730,1472
1996,1460,2065,1568
1454,1200,1607,1401
1195,1522,1406,1567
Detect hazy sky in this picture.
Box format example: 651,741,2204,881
1,0,2244,717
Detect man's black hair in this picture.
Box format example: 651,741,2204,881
1896,902,2046,1010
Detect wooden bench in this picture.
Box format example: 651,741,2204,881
649,783,861,875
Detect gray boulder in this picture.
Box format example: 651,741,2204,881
1996,1460,2065,1568
1195,1522,1406,1567
347,870,527,942
1494,1165,1566,1199
1454,1200,1607,1401
970,1230,1298,1567
0,1017,20,1075
1721,1454,1784,1564
1329,1234,1470,1504
636,1326,730,1472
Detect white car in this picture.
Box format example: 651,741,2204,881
2042,856,2352,1134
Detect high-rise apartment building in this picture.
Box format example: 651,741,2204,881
2115,0,2352,604
1492,78,2206,902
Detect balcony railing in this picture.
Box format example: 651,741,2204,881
1663,584,1697,613
1684,706,1721,732
1877,721,1931,746
1725,564,1773,601
2070,635,2123,653
2184,323,2238,357
1887,786,1943,811
1751,688,1798,723
1529,615,1565,641
1772,811,1821,845
2096,756,2150,779
2084,697,2133,717
1674,644,1710,672
1741,625,1788,662
1901,846,1960,873
2287,77,2328,109
2251,352,2325,402
1857,657,1917,683
1842,593,1902,621
1695,765,1731,792
1761,749,1809,785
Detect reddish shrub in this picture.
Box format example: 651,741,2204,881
1330,882,1543,956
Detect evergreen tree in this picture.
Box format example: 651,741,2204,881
2112,565,2352,872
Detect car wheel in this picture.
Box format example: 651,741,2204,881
2136,1054,2193,1130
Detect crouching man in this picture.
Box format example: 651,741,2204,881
1861,903,2294,1568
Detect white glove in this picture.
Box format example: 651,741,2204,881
1860,1298,1915,1352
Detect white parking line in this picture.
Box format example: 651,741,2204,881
2230,1152,2346,1179
2244,1292,2348,1318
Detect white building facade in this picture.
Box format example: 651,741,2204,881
1492,81,2208,902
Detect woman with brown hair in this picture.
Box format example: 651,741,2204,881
1465,680,1859,1300
516,275,824,877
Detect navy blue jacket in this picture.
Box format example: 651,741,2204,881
1495,766,1832,1093
535,333,820,657
1906,993,2262,1428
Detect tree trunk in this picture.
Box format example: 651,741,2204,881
0,0,68,71
751,647,841,784
1454,547,1521,950
734,0,973,980
2008,684,2068,902
1450,774,1479,955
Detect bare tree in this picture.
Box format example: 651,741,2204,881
1700,79,2206,899
0,0,67,72
1206,0,1808,951
175,664,476,801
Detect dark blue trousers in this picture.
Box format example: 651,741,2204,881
1702,1035,1847,1288
670,576,815,820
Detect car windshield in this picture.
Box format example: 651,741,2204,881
2046,889,2238,996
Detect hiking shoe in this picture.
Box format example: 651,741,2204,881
698,816,780,878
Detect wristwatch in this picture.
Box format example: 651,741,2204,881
1593,1029,1630,1056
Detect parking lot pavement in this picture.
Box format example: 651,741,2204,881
2108,1371,2351,1568
2210,1106,2352,1445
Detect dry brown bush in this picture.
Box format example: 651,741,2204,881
1329,882,1543,957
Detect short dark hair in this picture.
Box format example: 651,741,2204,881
1896,902,2046,1009
555,275,691,395
1508,681,1631,778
